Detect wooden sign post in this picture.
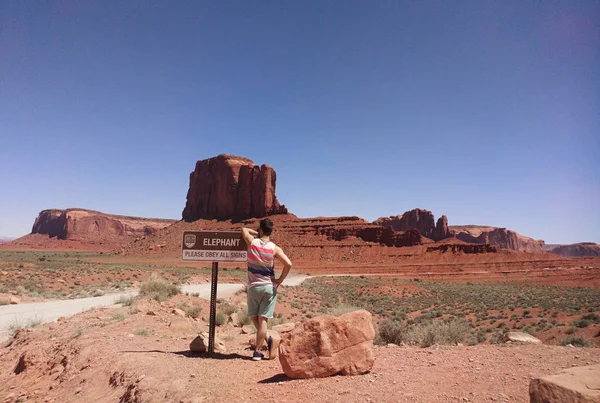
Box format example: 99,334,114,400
181,230,247,354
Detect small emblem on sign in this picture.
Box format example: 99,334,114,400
184,234,196,248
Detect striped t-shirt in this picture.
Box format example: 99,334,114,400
247,238,276,288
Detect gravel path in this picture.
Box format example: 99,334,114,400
0,274,311,341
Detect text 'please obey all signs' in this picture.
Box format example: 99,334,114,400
181,231,247,262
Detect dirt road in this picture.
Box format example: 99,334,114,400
0,274,311,341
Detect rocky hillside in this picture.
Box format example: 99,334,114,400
450,225,546,253
182,154,288,222
550,243,600,257
31,208,176,242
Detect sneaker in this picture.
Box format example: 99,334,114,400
252,350,264,361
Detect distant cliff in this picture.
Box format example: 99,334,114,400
32,209,176,240
550,243,600,257
374,208,452,241
450,226,546,253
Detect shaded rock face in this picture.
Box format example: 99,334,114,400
529,364,600,403
182,155,288,222
316,220,424,247
551,243,600,257
451,226,546,253
31,209,175,241
278,310,375,379
374,209,452,241
434,215,451,241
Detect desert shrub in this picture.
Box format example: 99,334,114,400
138,275,180,302
115,295,134,306
221,333,236,342
565,327,576,335
237,306,252,326
329,303,362,316
405,319,472,347
0,298,9,306
215,311,228,326
183,305,202,319
378,320,407,345
112,311,125,322
489,331,504,344
560,335,592,347
582,313,600,323
218,301,237,316
573,319,590,328
133,328,150,336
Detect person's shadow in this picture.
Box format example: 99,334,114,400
120,349,250,360
120,349,297,383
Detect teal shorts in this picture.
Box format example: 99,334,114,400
247,285,277,318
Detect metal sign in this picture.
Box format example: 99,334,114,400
181,230,248,355
181,231,247,262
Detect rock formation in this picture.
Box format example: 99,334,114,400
182,155,288,222
374,209,452,241
278,310,375,378
31,209,175,241
434,215,451,240
450,226,546,253
550,243,600,257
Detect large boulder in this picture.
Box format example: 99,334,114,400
530,364,600,402
182,155,288,222
278,310,375,378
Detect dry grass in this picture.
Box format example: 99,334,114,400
138,275,181,302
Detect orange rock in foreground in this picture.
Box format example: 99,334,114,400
279,310,375,378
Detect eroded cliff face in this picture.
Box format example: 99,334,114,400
550,243,600,257
182,155,288,222
31,209,175,240
373,209,452,241
451,226,546,253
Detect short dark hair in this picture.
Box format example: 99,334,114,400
259,218,274,236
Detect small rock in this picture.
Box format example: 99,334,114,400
172,308,186,317
146,311,157,316
386,343,398,348
9,296,20,305
75,387,82,394
241,325,255,335
229,312,241,327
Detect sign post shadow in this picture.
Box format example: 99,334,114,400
181,230,247,355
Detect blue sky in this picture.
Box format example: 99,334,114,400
1,1,598,244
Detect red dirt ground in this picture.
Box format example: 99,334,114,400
2,296,600,403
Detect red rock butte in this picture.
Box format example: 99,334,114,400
182,154,288,222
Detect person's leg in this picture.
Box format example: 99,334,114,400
255,315,268,352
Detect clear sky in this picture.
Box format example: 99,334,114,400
1,1,599,244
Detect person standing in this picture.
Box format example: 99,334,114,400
241,218,292,361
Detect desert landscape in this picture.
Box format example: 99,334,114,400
1,155,599,402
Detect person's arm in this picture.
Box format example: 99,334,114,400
273,246,292,288
241,227,258,246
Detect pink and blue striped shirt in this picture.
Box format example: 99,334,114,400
247,238,276,288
